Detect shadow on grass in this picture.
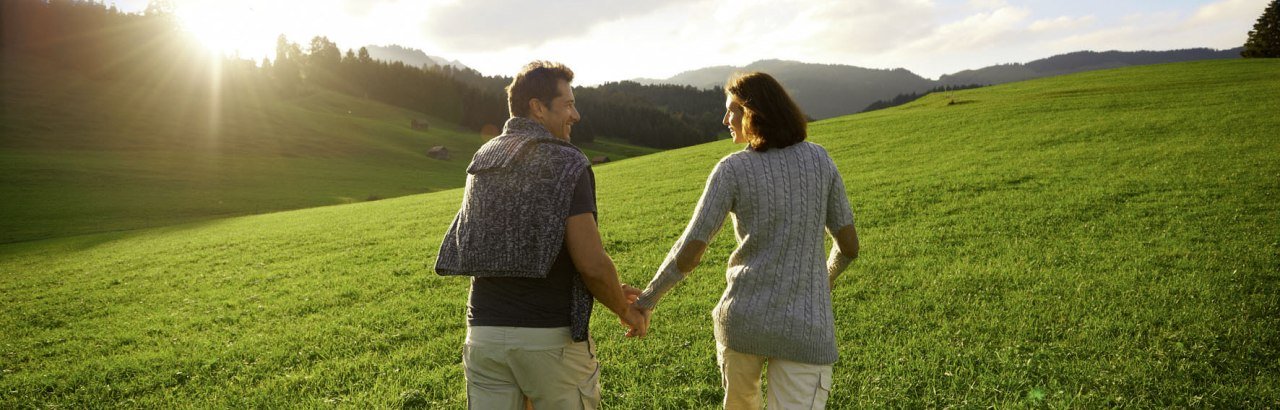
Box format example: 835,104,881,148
0,217,234,257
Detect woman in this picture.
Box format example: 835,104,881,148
633,72,859,409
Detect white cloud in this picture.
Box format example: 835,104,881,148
966,0,1007,9
1050,0,1264,52
420,0,688,50
903,5,1031,53
1189,0,1266,24
1028,15,1096,32
797,0,940,54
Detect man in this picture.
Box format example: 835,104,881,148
435,61,647,409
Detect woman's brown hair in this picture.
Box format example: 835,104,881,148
725,72,807,152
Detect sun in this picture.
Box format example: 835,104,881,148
173,3,263,57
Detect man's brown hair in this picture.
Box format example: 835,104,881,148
506,61,575,117
725,72,807,152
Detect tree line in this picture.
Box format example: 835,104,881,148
859,84,987,113
444,67,726,147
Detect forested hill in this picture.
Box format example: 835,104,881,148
434,65,728,148
0,0,721,150
0,0,667,242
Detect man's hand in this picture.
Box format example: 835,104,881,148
618,284,649,337
618,284,647,336
622,284,642,304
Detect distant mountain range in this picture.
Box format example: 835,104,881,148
937,48,1242,86
635,60,936,120
634,48,1243,119
362,44,470,70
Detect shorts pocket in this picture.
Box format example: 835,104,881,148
577,362,601,409
812,368,833,409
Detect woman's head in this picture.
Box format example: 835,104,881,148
724,72,807,152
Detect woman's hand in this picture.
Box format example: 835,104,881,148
621,305,649,337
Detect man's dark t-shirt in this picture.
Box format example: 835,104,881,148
467,168,595,328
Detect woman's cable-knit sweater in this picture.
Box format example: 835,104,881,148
635,141,855,365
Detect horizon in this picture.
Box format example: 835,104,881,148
108,0,1266,85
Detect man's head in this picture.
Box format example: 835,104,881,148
507,61,581,141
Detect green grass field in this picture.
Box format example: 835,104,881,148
1,59,1278,408
0,54,657,244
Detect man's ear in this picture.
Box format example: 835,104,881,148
528,98,545,119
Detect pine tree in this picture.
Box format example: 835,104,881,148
1243,0,1279,58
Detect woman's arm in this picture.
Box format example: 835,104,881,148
675,240,709,273
634,161,735,310
826,158,858,289
827,224,859,288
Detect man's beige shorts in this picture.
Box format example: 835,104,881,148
463,326,600,410
718,343,833,409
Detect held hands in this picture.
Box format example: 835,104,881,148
622,305,650,338
618,284,651,338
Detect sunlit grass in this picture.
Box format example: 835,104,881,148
1,60,1277,408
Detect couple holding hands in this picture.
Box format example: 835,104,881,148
436,60,859,409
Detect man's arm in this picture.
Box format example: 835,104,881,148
565,213,647,337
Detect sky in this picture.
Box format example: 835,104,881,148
113,0,1268,85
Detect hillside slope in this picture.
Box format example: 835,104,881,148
0,53,655,243
938,47,1242,86
1,60,1277,408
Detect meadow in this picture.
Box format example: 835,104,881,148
1,59,1278,408
0,54,655,244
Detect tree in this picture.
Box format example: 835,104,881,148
143,0,175,16
357,47,372,64
272,34,303,93
1243,0,1280,58
307,36,341,70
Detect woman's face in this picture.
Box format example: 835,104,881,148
723,95,747,144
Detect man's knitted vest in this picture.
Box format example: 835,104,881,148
435,117,594,341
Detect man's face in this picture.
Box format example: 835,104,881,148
533,79,581,141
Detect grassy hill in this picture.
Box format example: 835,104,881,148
0,53,657,244
1,59,1277,407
